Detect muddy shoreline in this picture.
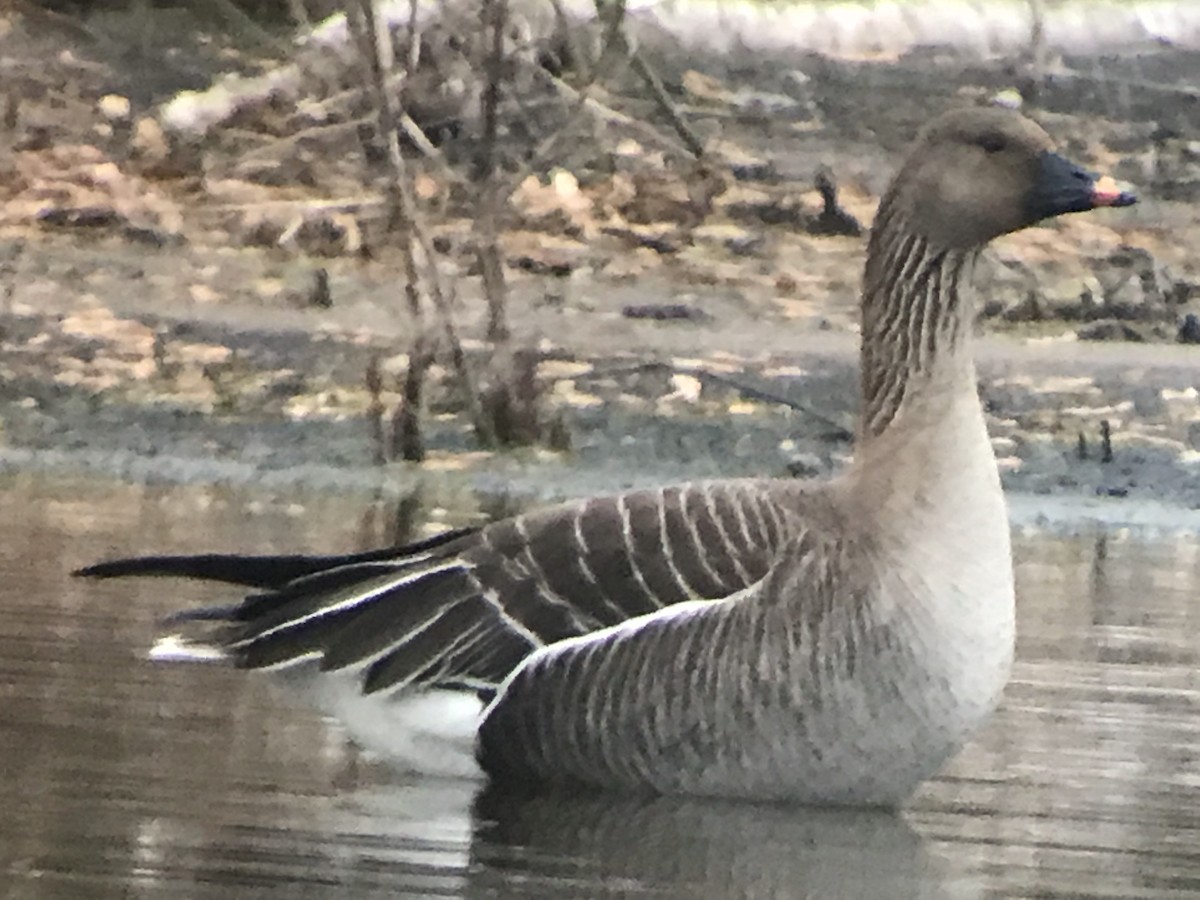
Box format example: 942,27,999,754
3,7,1200,529
6,283,1200,523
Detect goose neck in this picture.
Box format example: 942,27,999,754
858,211,980,441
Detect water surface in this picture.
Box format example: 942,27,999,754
2,473,1198,898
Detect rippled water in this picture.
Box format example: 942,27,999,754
2,472,1198,899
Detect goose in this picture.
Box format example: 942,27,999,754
78,108,1136,806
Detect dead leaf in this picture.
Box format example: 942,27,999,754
682,70,730,105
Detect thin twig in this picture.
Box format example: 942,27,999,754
205,196,384,216
500,63,690,206
1028,0,1046,86
539,67,692,155
231,97,456,180
352,0,495,446
594,0,704,157
366,353,388,464
205,0,294,54
594,0,628,73
626,51,705,159
579,360,854,440
546,0,592,83
477,0,512,343
403,0,421,81
233,117,370,161
392,0,463,184
397,111,460,180
286,0,311,28
0,239,25,312
302,73,408,119
478,0,688,210
393,337,434,461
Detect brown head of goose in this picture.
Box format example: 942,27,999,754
78,107,1135,806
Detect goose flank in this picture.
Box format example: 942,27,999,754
78,107,1136,805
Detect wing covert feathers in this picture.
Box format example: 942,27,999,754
83,479,798,696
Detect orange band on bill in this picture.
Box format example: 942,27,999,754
1092,175,1127,207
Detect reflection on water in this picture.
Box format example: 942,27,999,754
469,788,970,898
2,472,1198,898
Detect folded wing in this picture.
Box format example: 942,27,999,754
79,479,795,698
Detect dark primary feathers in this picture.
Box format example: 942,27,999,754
75,530,469,589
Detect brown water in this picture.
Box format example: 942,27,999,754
1,472,1198,899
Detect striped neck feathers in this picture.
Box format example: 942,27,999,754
858,198,981,440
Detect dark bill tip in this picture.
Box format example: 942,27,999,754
1027,151,1137,222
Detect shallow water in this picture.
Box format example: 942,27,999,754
2,472,1198,899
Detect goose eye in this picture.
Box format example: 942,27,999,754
978,134,1007,154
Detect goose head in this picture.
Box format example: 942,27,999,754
880,107,1136,250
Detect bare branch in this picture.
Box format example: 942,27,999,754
626,51,705,159
477,0,512,343
546,0,592,83
393,337,434,462
366,354,388,464
350,0,494,445
580,360,855,441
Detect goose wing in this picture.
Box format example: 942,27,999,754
79,479,796,696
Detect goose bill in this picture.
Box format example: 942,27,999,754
1027,150,1138,221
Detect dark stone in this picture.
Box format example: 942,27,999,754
726,233,766,257
621,304,713,323
1002,291,1043,323
1178,313,1200,344
1076,320,1145,342
37,207,121,229
806,167,862,237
